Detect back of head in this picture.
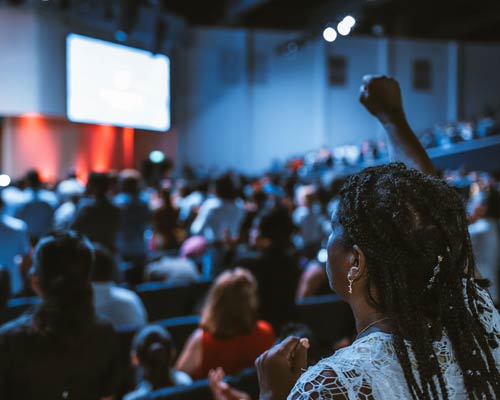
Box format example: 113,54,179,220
87,172,110,198
132,325,175,389
33,230,95,338
336,162,500,399
25,169,41,189
214,175,236,201
201,268,258,339
254,206,294,250
91,244,116,283
118,169,141,195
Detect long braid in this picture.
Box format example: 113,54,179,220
337,162,500,399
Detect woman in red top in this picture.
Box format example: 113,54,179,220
176,268,275,380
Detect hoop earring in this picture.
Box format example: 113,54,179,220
347,274,354,294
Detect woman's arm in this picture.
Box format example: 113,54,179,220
360,75,436,176
175,328,203,378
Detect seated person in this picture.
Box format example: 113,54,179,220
144,236,204,283
92,244,148,327
176,268,275,380
0,231,121,399
124,325,192,400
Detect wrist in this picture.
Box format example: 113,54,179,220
378,109,407,127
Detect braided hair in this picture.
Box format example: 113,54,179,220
336,162,500,399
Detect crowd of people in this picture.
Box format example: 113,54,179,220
1,75,500,399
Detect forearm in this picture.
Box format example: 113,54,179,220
380,113,436,177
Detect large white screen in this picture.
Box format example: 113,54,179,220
67,34,170,131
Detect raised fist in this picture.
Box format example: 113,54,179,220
359,75,405,123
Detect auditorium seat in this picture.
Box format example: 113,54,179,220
147,378,212,400
135,281,194,321
135,279,213,322
1,297,40,324
156,315,200,351
296,294,355,346
141,368,257,400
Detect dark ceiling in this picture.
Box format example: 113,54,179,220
6,0,500,43
160,0,500,41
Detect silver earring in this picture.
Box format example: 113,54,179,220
347,273,354,294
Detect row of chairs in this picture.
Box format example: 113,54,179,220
0,278,214,325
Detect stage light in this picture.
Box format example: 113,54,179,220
337,20,351,36
149,150,165,164
343,16,356,28
323,27,338,42
0,174,11,187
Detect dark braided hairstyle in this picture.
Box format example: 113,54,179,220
336,162,500,399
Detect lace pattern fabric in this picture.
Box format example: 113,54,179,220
289,282,500,399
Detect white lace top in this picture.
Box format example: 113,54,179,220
289,282,500,399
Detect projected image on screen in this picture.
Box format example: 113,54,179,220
67,34,170,131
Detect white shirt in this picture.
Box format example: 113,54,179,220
292,206,328,246
0,214,30,294
144,256,200,283
190,197,245,242
92,282,148,327
123,371,192,400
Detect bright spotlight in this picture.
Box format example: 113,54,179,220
149,150,165,164
337,20,351,36
322,27,338,42
0,174,11,187
343,15,356,28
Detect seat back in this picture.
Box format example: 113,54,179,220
156,315,200,351
296,294,355,346
1,297,40,324
135,281,193,321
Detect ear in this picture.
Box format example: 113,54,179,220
348,244,367,281
31,273,42,297
131,352,139,367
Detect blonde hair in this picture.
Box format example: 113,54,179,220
201,268,259,339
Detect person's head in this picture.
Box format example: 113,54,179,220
295,185,316,208
31,230,95,338
25,169,41,189
250,206,293,251
87,172,110,198
131,325,176,389
91,244,116,283
201,268,258,339
327,162,500,399
118,169,142,195
213,175,237,201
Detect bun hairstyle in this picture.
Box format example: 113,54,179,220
132,325,176,389
33,231,95,341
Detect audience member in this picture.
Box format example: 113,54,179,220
92,244,148,327
114,170,151,261
176,269,275,380
0,196,31,295
15,169,57,241
124,325,192,400
150,184,181,252
230,207,301,329
191,174,246,277
292,185,329,258
0,231,121,399
56,169,85,202
71,172,120,252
